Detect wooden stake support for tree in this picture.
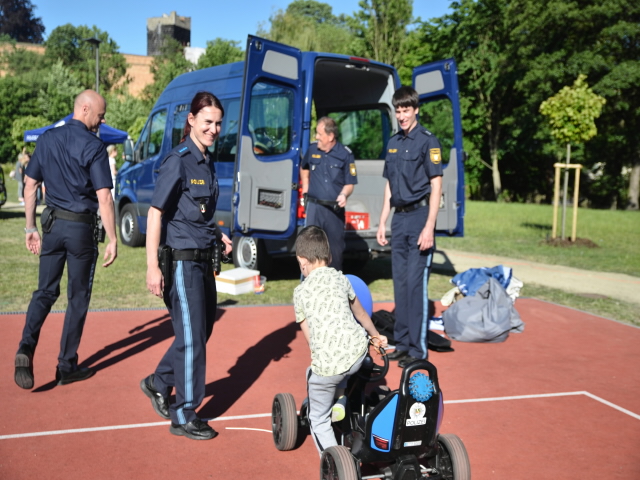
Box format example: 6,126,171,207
552,163,583,241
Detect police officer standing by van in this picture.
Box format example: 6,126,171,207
301,117,357,271
15,89,118,390
376,86,443,368
141,91,232,441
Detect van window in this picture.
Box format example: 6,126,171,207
418,98,452,164
328,107,391,160
138,110,167,161
171,104,189,149
249,82,294,156
217,99,240,162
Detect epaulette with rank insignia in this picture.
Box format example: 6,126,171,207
423,129,433,136
344,146,352,154
177,145,190,156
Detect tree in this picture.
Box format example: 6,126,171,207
197,38,244,69
10,114,48,155
0,38,50,75
540,74,606,237
349,0,413,67
259,0,354,54
142,37,194,103
105,92,150,138
0,0,44,43
44,24,129,93
36,60,85,122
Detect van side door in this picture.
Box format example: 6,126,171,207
413,58,465,236
233,36,303,239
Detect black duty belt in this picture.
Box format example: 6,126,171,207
53,208,96,224
172,248,214,262
306,196,339,208
394,197,429,213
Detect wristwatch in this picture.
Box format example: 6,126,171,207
25,227,38,233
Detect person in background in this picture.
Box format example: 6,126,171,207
14,89,118,390
106,145,118,198
300,117,357,271
141,91,232,441
376,86,443,368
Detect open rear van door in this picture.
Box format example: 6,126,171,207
413,58,465,236
233,36,303,238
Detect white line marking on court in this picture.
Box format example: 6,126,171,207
1,392,637,441
225,427,272,433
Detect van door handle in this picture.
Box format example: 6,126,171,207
153,169,160,173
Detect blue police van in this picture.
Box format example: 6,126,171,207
115,36,465,272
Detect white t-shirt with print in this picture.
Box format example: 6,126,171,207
293,266,368,376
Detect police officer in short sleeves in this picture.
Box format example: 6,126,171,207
141,92,232,441
301,116,357,271
376,87,443,368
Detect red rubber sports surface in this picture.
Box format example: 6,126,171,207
2,298,639,479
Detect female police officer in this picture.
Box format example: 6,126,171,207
141,91,232,440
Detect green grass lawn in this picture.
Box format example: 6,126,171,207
1,170,638,326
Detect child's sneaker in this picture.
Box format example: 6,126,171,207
331,395,347,422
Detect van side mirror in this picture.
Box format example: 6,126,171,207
124,137,135,163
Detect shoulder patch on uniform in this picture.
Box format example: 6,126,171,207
430,148,442,164
422,129,433,136
349,163,357,176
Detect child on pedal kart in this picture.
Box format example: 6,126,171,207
293,225,388,456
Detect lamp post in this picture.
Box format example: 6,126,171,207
84,36,102,94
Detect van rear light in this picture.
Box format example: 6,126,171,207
297,186,306,219
349,56,370,63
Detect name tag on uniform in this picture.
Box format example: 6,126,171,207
388,148,398,153
430,149,442,164
311,154,322,158
191,179,205,185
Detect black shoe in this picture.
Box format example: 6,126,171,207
386,349,408,361
398,355,422,368
140,374,170,419
170,418,218,440
56,366,95,385
15,345,34,389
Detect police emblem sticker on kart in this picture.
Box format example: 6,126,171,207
406,402,427,427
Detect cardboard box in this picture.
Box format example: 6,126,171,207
215,267,260,295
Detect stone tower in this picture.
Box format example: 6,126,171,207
147,11,191,56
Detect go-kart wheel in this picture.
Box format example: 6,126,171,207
272,393,298,451
356,346,389,383
436,433,471,480
320,445,358,480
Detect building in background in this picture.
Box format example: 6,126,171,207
147,11,191,56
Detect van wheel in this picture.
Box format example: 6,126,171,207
232,236,271,273
120,204,145,247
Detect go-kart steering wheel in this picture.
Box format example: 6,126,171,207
356,346,389,382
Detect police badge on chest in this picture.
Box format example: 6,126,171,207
199,198,207,214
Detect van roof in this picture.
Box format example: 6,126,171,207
154,51,396,110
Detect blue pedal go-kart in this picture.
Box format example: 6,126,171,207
272,276,471,480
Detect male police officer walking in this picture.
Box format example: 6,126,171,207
15,89,118,389
301,117,357,271
376,86,443,368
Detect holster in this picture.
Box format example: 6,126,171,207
40,206,55,233
94,216,106,243
158,245,173,288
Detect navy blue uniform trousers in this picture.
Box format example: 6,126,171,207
390,206,433,359
154,260,217,425
20,219,98,371
306,202,345,271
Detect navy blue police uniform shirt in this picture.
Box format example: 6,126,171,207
302,141,357,201
25,119,112,214
383,123,443,208
151,136,219,250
